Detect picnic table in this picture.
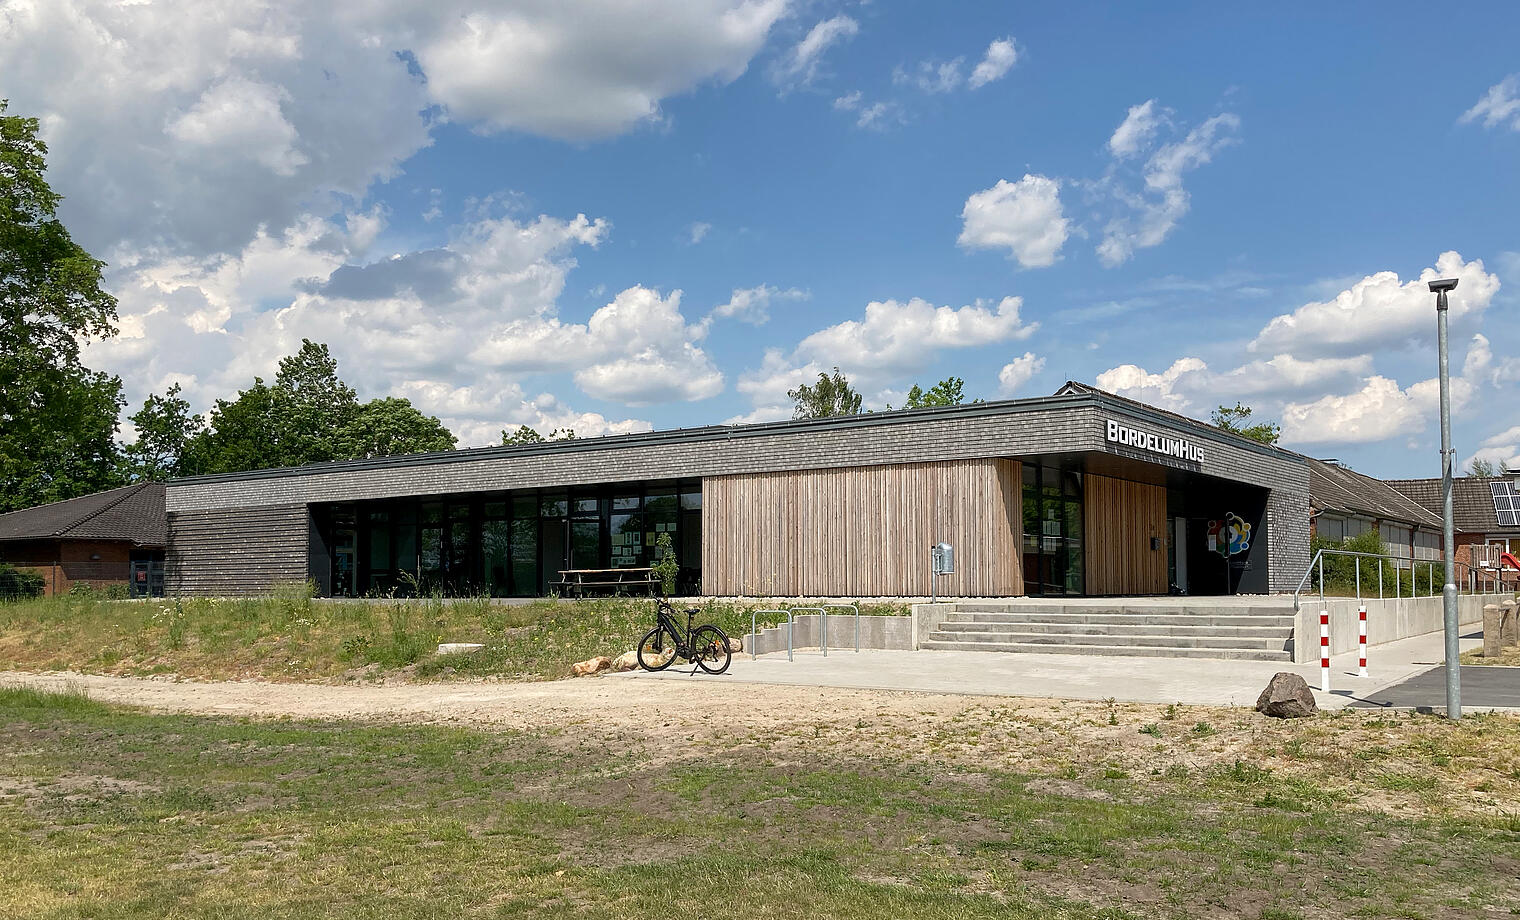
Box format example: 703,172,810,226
552,567,659,598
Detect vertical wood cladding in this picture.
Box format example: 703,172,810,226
166,504,309,596
702,459,1022,597
1083,474,1168,595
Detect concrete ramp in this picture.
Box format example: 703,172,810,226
919,597,1295,661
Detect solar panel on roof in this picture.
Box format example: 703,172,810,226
1494,482,1520,527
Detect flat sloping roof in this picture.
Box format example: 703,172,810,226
0,482,167,547
1309,460,1443,529
1387,477,1513,533
170,381,1302,488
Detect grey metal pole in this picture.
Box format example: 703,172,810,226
1433,282,1462,719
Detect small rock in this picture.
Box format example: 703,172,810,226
727,636,743,653
437,642,485,656
610,650,639,672
571,656,613,677
1255,672,1318,719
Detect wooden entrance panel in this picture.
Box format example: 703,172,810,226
1083,473,1168,595
702,459,1022,597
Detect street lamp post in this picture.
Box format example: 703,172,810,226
1429,277,1461,720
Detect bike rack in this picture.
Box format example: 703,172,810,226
750,609,794,661
790,607,828,655
822,604,861,652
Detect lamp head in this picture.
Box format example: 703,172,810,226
1427,278,1459,293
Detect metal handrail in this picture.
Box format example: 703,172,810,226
749,609,794,661
1291,547,1496,611
790,607,827,655
822,604,861,652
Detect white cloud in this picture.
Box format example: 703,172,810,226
958,175,1070,268
967,38,1017,89
832,91,906,130
687,221,712,244
1107,99,1162,158
895,58,964,94
1096,358,1208,412
1278,377,1432,445
997,352,1045,396
1464,425,1520,474
1250,252,1501,357
770,14,858,91
708,284,808,325
416,0,789,139
165,76,309,176
1459,74,1520,131
730,348,823,423
1097,110,1240,266
796,295,1037,375
1094,353,1377,417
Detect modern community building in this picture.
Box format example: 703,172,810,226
162,383,1314,599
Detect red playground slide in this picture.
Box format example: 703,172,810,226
1502,552,1520,572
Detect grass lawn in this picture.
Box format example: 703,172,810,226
0,593,905,683
3,684,1519,919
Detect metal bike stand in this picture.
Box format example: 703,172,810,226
790,607,827,656
750,609,794,661
822,604,861,652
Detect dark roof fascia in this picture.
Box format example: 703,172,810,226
1055,380,1303,464
169,387,1302,488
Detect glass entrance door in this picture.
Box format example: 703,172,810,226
1021,463,1085,595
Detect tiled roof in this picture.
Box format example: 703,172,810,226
1386,476,1515,534
0,483,167,547
1309,460,1443,529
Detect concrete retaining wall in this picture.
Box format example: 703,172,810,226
745,614,914,655
1292,592,1510,664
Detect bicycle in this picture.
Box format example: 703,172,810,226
636,599,732,675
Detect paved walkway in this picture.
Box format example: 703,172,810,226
1350,664,1520,712
619,629,1484,709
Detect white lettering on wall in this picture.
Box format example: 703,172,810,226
1106,419,1204,463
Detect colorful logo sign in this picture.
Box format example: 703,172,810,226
1207,514,1251,557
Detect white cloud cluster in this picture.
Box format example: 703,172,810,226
968,38,1018,89
1460,74,1520,131
1094,253,1504,447
770,14,858,91
1465,425,1520,473
707,284,808,326
1250,251,1500,357
1097,107,1240,266
997,352,1045,396
730,295,1040,422
832,91,906,130
957,175,1071,268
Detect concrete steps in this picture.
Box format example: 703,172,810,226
922,603,1295,661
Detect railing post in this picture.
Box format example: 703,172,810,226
1320,607,1331,693
1358,602,1368,678
1378,557,1384,601
1355,556,1361,602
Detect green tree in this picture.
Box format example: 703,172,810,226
0,101,125,510
119,383,204,481
339,397,456,459
788,367,862,419
501,425,576,445
182,379,285,475
1210,402,1281,446
272,339,359,464
903,376,969,409
1467,457,1497,478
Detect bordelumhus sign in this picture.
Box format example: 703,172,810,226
1106,419,1203,463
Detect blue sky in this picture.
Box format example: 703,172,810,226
4,1,1517,477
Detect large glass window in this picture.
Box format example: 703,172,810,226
1021,462,1084,596
482,519,511,595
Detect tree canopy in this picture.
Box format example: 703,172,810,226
501,425,576,445
119,383,204,482
1209,403,1281,446
185,340,458,475
902,376,973,409
0,101,125,510
1466,457,1497,478
788,367,862,419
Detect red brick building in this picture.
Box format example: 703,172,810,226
0,483,167,596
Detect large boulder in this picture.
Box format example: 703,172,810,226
609,650,639,672
726,636,743,653
571,656,612,677
1255,672,1318,719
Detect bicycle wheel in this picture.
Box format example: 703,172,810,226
690,625,732,675
636,626,677,671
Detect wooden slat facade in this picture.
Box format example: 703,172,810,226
702,459,1022,597
166,504,310,596
1083,473,1168,595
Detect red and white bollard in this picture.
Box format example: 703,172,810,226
1357,604,1368,679
1319,609,1331,693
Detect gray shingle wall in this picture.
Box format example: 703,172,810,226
166,504,308,596
1267,484,1312,593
